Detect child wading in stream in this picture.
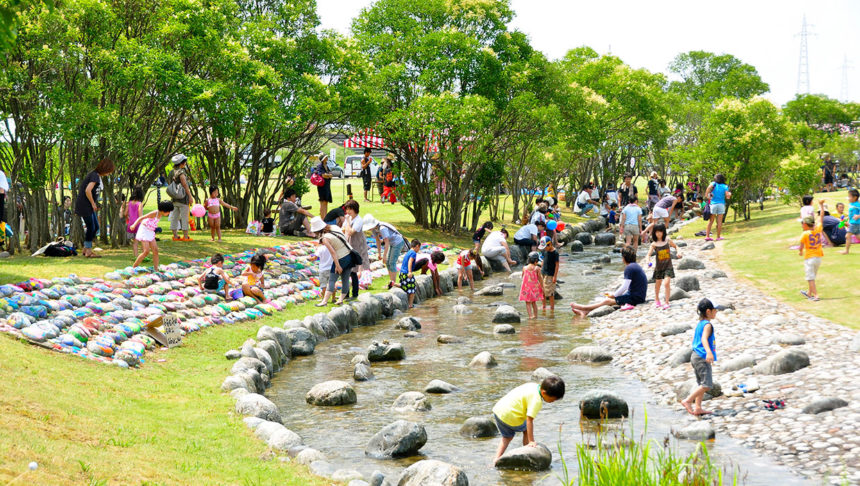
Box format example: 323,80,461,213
519,252,544,318
644,222,682,309
681,298,718,416
492,376,565,465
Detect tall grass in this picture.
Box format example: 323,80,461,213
553,408,739,486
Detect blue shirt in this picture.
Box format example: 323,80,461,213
621,204,642,227
692,319,716,361
623,263,647,303
400,249,417,274
710,183,729,205
849,201,860,226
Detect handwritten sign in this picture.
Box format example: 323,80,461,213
162,314,182,348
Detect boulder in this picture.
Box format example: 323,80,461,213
240,339,257,358
579,390,629,419
531,367,559,382
231,356,267,377
391,392,431,413
295,448,327,465
257,326,291,360
354,362,374,381
672,422,715,441
369,471,385,486
221,375,252,394
594,232,616,246
235,393,282,423
754,349,810,375
367,341,406,362
257,340,284,372
469,351,498,368
268,428,304,451
425,379,459,394
570,240,584,253
674,380,722,401
494,443,552,471
253,420,289,442
396,460,469,486
566,345,612,363
332,471,364,483
802,397,849,415
403,331,420,338
328,305,358,334
306,380,357,406
668,348,692,367
395,317,421,331
669,288,690,301
437,334,464,344
252,347,274,376
351,354,370,366
364,420,427,459
456,296,472,305
677,258,705,270
720,353,756,372
701,242,715,250
225,349,241,360
660,323,691,336
492,305,521,324
352,296,382,326
587,305,616,318
459,417,499,438
676,241,687,247
452,304,471,314
759,315,787,327
771,333,806,346
285,327,316,356
675,275,700,292
475,285,504,296
576,232,593,245
389,288,409,311
705,270,727,279
493,324,516,334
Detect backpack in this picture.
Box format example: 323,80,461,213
166,170,186,201
203,267,221,290
43,238,77,257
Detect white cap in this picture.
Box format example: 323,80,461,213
309,216,326,233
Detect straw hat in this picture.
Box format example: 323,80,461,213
362,214,379,231
309,216,326,233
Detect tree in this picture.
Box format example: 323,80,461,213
668,51,769,103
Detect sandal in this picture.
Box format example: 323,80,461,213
314,302,328,307
619,304,635,311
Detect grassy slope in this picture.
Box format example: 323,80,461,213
678,190,858,329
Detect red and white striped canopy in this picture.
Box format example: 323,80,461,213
343,128,441,153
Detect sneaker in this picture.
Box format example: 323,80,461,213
800,290,811,299
810,296,820,302
619,304,635,311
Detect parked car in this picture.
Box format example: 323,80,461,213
307,158,344,178
343,155,379,179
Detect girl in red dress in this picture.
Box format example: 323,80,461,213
519,252,544,318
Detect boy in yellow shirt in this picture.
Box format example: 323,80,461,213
799,200,826,302
492,376,565,465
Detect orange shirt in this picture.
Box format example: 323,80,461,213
800,223,824,259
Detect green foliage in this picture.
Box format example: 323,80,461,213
774,153,822,204
783,94,856,126
669,50,769,103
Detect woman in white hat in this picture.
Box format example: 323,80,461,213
362,214,405,288
312,216,355,306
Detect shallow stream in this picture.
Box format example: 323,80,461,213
270,248,808,485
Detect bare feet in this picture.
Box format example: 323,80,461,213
573,308,587,318
693,408,712,416
680,399,695,415
840,250,849,255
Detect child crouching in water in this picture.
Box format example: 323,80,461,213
519,251,544,318
681,298,718,416
399,239,421,309
456,249,481,291
492,376,565,465
130,201,174,271
241,253,267,303
645,222,681,309
198,253,234,299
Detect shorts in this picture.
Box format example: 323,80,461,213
804,257,821,281
514,237,534,248
317,180,333,203
623,225,639,239
541,273,556,296
652,265,675,280
205,279,226,292
399,273,416,294
614,293,644,306
362,171,372,191
824,174,834,184
848,224,860,236
691,353,713,389
318,268,330,289
493,414,527,439
652,206,669,219
710,203,726,215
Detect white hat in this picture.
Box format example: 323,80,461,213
309,216,326,233
171,154,188,166
362,214,379,231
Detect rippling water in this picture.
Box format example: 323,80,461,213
269,248,808,485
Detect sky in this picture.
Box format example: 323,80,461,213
316,0,860,106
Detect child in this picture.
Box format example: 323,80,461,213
399,239,421,308
538,237,559,312
472,221,494,252
834,202,846,222
122,187,144,261
130,200,174,271
260,209,276,237
315,244,332,300
841,189,860,255
455,249,481,291
198,253,234,299
681,298,718,416
645,223,681,309
519,252,544,318
415,250,446,296
799,195,814,221
799,200,826,300
492,376,565,465
206,186,238,241
607,202,618,231
242,253,267,303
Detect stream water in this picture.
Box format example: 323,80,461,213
269,248,809,485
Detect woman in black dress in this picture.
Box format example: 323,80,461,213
75,158,115,258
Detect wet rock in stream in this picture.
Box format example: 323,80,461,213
364,420,427,459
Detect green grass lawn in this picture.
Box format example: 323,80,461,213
679,190,859,329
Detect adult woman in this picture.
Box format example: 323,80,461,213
618,173,638,207
74,158,115,257
481,228,518,272
360,147,374,202
316,153,333,217
312,216,354,307
363,214,404,287
342,199,370,299
168,154,194,241
646,171,660,211
704,173,731,241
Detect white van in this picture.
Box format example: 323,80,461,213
343,155,380,179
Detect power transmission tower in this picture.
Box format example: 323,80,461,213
840,55,854,102
795,15,815,94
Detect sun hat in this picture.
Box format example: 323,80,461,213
801,216,815,226
538,236,551,250
362,214,379,231
309,216,326,233
171,154,188,166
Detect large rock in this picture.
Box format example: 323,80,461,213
759,314,787,327
392,392,431,413
295,448,327,465
672,422,715,441
306,380,357,406
285,327,316,356
587,305,616,318
364,420,427,459
532,367,559,382
674,380,722,401
802,397,849,414
225,349,242,360
668,348,692,367
701,242,715,250
352,295,382,326
354,362,374,381
594,232,616,246
720,353,756,372
459,417,499,438
396,460,469,486
754,349,810,375
569,240,584,252
231,356,267,377
437,334,464,344
493,324,516,334
452,304,471,314
576,232,593,245
395,317,422,331
257,326,291,360
267,427,304,451
492,305,521,324
252,347,274,376
705,270,727,279
367,341,406,362
771,333,806,346
675,275,700,292
660,323,691,336
494,444,552,471
579,390,629,419
669,288,690,301
469,351,498,368
425,379,459,394
257,340,284,372
677,258,705,270
235,393,282,423
566,345,612,363
328,305,357,334
475,285,504,296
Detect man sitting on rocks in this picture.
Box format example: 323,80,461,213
570,245,647,316
482,228,518,272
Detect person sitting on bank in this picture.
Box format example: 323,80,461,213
278,188,314,237
570,245,647,316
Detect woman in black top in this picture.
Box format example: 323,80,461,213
75,158,115,258
316,154,333,217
